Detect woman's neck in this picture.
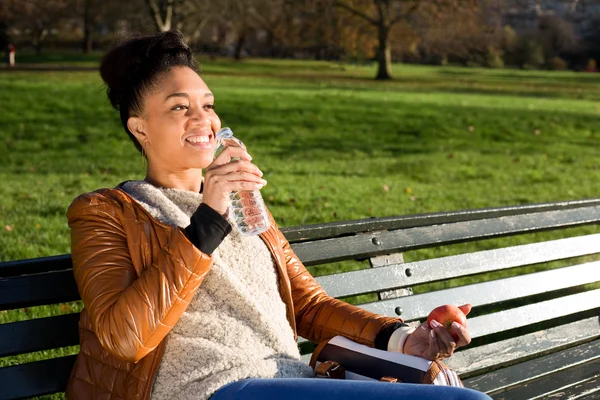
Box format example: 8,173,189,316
144,165,203,193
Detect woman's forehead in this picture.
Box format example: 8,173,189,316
156,66,209,94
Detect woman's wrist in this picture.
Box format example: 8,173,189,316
387,322,419,354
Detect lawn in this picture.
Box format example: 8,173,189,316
1,58,599,263
0,58,599,398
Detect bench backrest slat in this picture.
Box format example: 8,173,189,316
281,200,600,241
0,271,78,311
0,255,72,278
0,356,76,399
316,234,600,298
354,261,600,322
294,206,600,265
447,317,600,376
0,314,80,358
360,288,600,339
463,289,600,339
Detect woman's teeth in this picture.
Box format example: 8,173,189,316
187,136,209,143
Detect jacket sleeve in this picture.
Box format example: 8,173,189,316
270,216,402,347
67,192,213,363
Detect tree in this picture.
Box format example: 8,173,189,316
412,1,496,66
3,0,70,55
175,0,215,43
335,0,421,80
146,0,177,32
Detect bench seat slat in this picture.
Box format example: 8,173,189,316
462,339,600,396
293,206,600,265
359,262,600,322
537,375,600,400
316,234,600,298
447,317,600,376
490,360,600,400
0,271,79,311
0,314,80,358
0,355,76,399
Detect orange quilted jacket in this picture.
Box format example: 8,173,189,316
65,187,400,399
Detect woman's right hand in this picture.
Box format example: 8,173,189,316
202,146,266,215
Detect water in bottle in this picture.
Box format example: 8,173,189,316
214,127,271,236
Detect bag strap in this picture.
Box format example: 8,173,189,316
315,360,345,379
424,360,464,387
309,339,331,369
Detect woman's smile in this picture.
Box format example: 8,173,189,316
184,132,215,150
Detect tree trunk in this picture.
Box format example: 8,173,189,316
234,28,247,61
82,0,92,53
375,24,392,80
33,29,47,56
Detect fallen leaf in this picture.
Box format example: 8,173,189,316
35,223,41,229
468,126,475,132
534,129,541,135
405,187,412,194
5,225,12,232
60,304,73,312
383,184,390,192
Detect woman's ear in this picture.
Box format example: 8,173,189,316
127,116,147,144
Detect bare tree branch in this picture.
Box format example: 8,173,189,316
390,1,419,25
335,1,378,25
146,0,175,31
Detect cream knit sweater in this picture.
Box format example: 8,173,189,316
120,181,314,400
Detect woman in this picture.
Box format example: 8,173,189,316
65,30,490,400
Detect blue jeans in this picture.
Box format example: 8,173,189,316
211,378,492,400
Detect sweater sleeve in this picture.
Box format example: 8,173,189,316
183,203,232,254
67,192,214,363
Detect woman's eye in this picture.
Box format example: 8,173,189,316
172,105,188,111
204,104,215,110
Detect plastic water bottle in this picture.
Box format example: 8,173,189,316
214,127,271,236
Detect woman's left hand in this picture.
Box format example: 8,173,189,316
403,320,471,360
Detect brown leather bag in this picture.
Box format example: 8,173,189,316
310,336,463,386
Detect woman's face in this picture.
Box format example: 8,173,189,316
132,66,221,171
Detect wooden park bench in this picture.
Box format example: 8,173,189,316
1,199,599,399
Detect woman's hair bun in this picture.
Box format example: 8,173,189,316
99,30,198,111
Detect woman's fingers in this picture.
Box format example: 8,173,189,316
452,321,471,348
429,320,457,358
212,146,252,166
202,153,266,215
207,159,263,178
458,304,472,316
427,329,440,360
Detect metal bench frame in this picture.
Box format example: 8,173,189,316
1,199,600,399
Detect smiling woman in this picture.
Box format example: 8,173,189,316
64,30,490,400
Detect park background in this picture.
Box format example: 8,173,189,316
0,2,599,396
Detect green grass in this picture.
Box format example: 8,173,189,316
0,59,599,398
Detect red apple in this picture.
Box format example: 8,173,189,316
427,304,471,340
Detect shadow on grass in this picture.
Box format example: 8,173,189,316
437,68,600,84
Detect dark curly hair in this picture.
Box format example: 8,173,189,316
99,30,200,153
